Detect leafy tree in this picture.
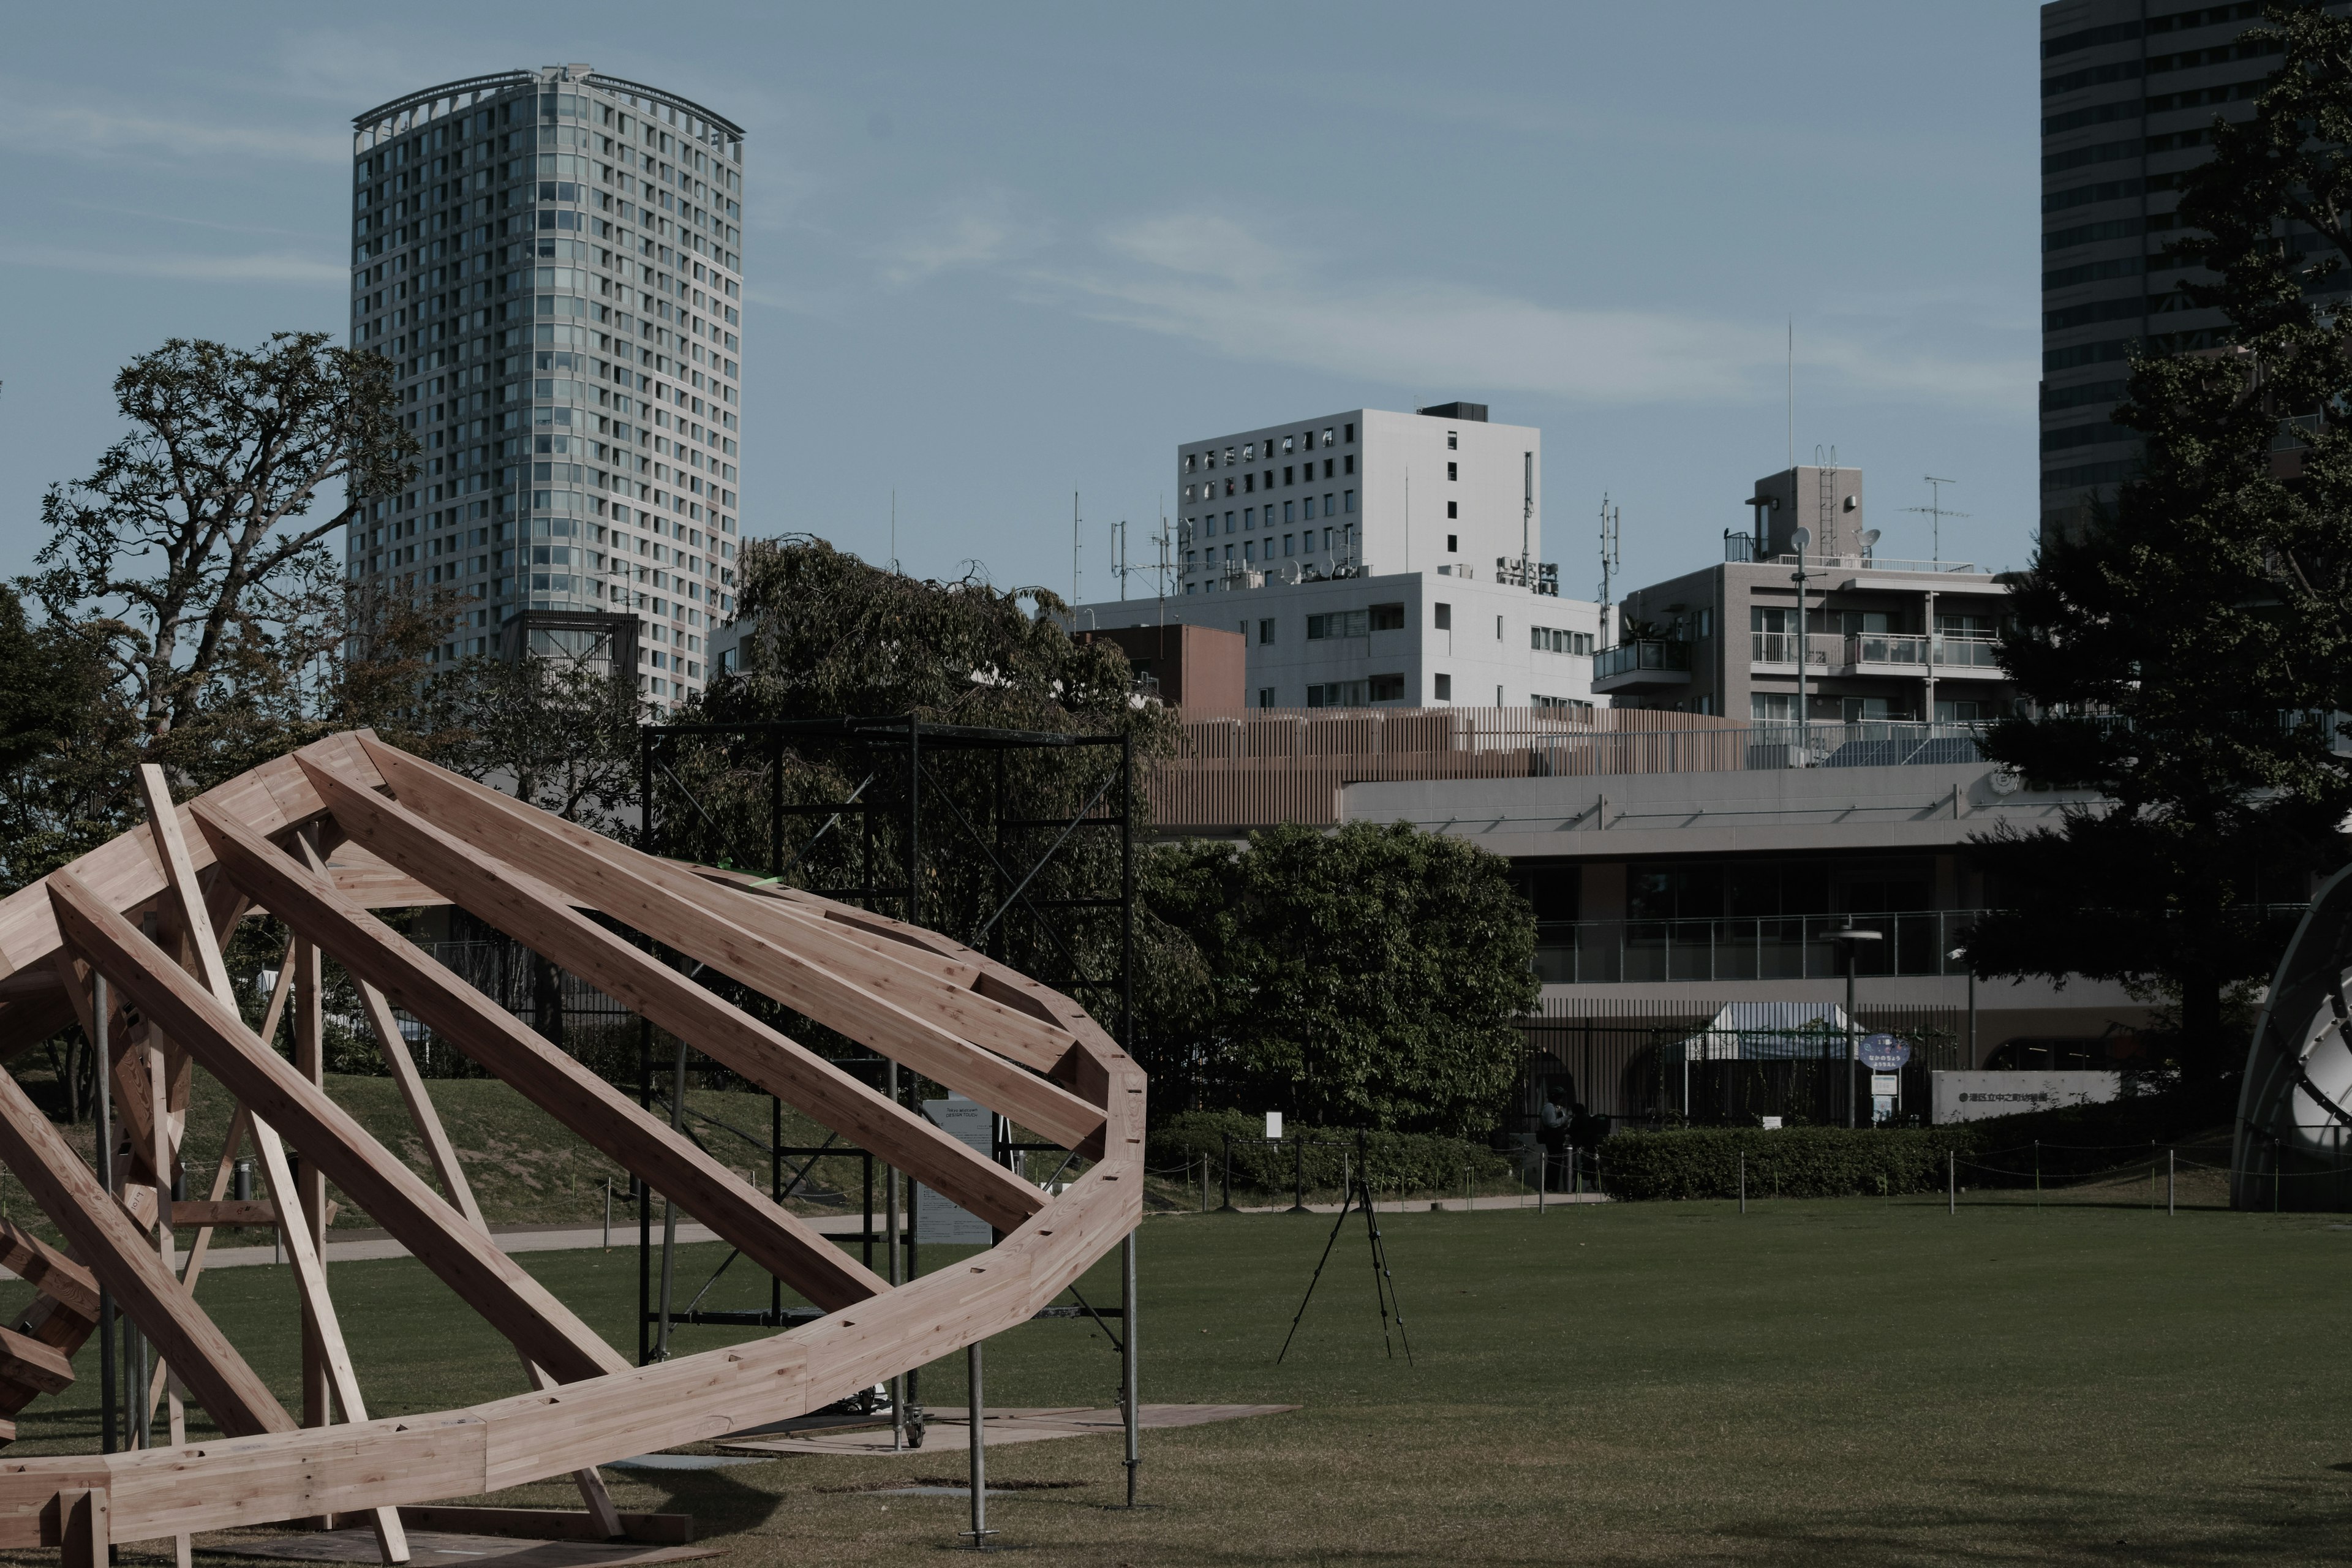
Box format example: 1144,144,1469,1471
1972,1,2352,1084
1143,822,1538,1136
29,332,416,747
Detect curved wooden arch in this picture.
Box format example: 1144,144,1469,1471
0,731,1144,1557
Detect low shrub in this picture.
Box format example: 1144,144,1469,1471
1152,1109,1511,1197
1597,1125,1982,1201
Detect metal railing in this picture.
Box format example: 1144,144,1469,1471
1534,910,1982,986
1749,631,2003,671
1594,639,1692,681
1148,712,2007,829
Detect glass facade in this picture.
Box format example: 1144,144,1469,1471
348,66,745,708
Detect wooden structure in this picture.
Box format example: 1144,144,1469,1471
0,731,1144,1563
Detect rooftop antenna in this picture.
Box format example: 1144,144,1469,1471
889,489,897,575
1902,475,1969,565
1072,491,1082,605
1154,500,1170,630
1597,494,1621,647
1787,317,1795,471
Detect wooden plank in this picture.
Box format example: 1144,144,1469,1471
0,1058,292,1437
341,741,1104,1149
0,1218,99,1323
45,870,629,1386
57,1487,105,1568
0,1327,74,1395
0,740,377,992
306,763,1045,1233
168,1199,281,1229
198,801,889,1314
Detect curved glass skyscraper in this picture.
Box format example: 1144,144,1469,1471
348,64,744,709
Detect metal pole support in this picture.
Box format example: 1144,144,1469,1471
2168,1147,2175,1216
1738,1150,1746,1214
963,1339,991,1550
1949,1148,1956,1215
1122,1230,1140,1507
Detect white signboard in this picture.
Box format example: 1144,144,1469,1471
1265,1111,1283,1140
916,1095,995,1246
1930,1071,2121,1125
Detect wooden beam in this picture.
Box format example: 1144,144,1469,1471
306,760,1046,1233
45,870,630,1385
339,741,1105,1150
0,1329,75,1395
0,1061,292,1437
195,803,889,1313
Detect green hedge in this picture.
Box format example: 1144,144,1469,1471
1597,1126,1983,1201
1151,1109,1511,1196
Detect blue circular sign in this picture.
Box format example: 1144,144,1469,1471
1858,1033,1912,1071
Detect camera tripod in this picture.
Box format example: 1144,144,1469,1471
1276,1155,1411,1366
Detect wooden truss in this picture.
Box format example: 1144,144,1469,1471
0,732,1144,1562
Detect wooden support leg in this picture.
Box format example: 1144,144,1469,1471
131,769,409,1564
56,1487,107,1568
355,976,623,1537
143,1041,191,1568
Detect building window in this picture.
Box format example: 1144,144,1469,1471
1447,461,1458,480
1258,617,1275,645
1373,674,1406,703
1307,679,1369,707
1447,432,1458,451
1345,423,1355,442
1259,687,1277,708
1283,501,1294,524
1447,534,1458,552
1751,693,1795,720
1344,455,1355,475
1433,674,1453,701
1324,428,1335,447
1283,533,1295,556
1369,603,1406,631
1245,507,1255,530
1244,473,1255,494
1447,501,1458,519
1434,602,1452,630
1303,497,1316,519
1344,490,1355,512
1307,609,1369,639
1532,694,1594,713
1496,615,1504,640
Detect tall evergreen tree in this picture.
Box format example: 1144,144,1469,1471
1973,1,2352,1083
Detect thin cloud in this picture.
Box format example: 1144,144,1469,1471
0,92,344,165
1038,213,2032,414
0,244,345,285
880,189,1041,285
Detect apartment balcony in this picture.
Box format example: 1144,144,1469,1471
1749,632,2006,680
1592,639,1692,696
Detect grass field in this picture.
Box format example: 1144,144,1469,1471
4,1196,2351,1566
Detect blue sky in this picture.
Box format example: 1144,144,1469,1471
0,2,2041,607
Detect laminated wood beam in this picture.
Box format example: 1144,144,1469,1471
306,760,1046,1232
0,1219,99,1324
0,1329,74,1395
192,801,888,1314
342,739,1106,1145
0,1063,291,1437
45,870,628,1385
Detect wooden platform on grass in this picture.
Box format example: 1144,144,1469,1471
208,1530,718,1567
718,1403,1297,1457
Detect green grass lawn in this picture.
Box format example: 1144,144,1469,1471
6,1199,2351,1567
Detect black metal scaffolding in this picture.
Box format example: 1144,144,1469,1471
631,715,1136,1453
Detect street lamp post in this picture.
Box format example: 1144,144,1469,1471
1833,925,1884,1128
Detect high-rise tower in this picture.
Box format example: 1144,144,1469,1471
2037,2,2351,547
348,64,745,709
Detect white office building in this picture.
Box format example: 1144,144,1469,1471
1073,402,1599,709
347,64,745,710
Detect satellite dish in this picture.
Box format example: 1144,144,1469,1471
1791,527,1812,551
1861,529,1882,548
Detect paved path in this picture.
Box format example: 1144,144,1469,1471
190,1212,894,1270
1216,1191,1609,1216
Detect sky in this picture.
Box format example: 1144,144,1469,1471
0,1,2043,610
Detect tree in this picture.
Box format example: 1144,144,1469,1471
28,331,415,748
1144,822,1538,1136
1972,1,2352,1085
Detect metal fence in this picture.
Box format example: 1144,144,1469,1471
1513,998,1966,1134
